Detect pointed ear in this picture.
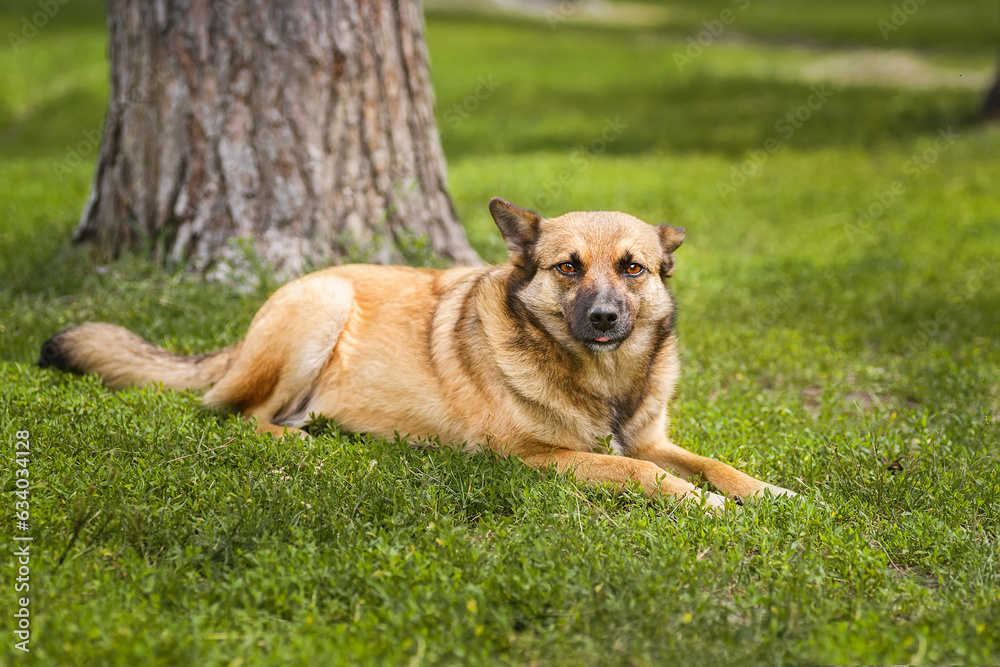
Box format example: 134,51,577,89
489,197,542,266
657,225,685,278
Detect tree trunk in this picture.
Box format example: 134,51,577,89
981,5,1000,122
982,68,1000,122
76,0,480,279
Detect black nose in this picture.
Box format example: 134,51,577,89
588,306,618,332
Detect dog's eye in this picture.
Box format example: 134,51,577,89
557,262,577,275
625,263,645,276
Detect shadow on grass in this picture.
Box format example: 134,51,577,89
1,6,985,162
0,87,108,160
698,250,1000,358
440,73,980,160
0,0,104,29
4,71,978,163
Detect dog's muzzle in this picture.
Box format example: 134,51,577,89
575,300,632,352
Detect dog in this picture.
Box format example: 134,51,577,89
39,198,796,509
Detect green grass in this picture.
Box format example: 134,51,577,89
621,0,1000,52
2,2,1000,665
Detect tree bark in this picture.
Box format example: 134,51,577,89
76,0,480,278
981,75,1000,122
980,4,1000,122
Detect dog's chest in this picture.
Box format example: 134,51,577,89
531,393,649,457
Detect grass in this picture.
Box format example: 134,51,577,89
620,0,1000,52
2,1,1000,665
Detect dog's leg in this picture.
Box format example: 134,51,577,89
242,397,309,439
517,446,727,509
630,431,796,500
202,272,354,439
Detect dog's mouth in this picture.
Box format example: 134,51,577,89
582,331,629,352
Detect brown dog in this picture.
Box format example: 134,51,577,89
39,198,795,509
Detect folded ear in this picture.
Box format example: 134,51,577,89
489,197,542,267
657,225,685,278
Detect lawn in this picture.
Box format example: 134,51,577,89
2,1,999,665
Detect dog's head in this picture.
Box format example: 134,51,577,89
490,197,684,353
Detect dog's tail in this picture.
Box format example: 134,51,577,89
38,323,239,391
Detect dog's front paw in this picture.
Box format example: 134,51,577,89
687,489,730,513
752,483,798,499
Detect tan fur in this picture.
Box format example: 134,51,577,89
40,198,796,509
39,322,239,391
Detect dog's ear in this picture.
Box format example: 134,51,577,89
489,197,542,267
657,225,685,278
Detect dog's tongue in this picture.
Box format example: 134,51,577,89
595,336,610,342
